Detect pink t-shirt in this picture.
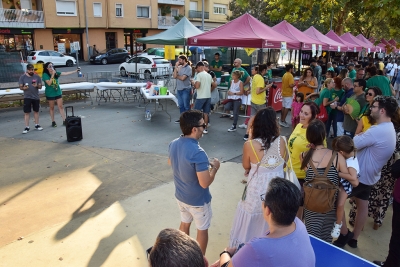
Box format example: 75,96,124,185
292,101,303,118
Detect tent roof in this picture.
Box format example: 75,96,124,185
272,21,324,50
325,30,356,52
187,13,297,48
136,17,203,45
389,39,397,46
303,26,343,51
356,34,380,53
341,33,371,51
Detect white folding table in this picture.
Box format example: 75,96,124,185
95,82,147,104
140,87,178,121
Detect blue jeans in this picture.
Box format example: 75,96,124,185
177,88,191,113
325,112,337,137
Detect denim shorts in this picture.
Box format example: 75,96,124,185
194,98,211,114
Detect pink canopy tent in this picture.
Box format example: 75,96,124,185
187,13,296,48
272,21,324,50
325,30,355,52
389,39,397,46
303,26,343,51
341,32,372,51
381,38,397,53
356,34,380,53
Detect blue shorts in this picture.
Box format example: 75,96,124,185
194,98,211,114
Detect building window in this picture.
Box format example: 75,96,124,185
158,8,161,16
171,8,179,17
116,3,123,17
137,6,150,18
93,3,102,17
20,0,32,10
56,0,77,16
190,1,198,11
213,4,227,15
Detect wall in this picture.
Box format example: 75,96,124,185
33,29,53,51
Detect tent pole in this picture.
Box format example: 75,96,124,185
298,43,303,76
294,50,297,72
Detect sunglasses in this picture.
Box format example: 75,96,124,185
366,92,374,96
195,124,207,129
146,246,153,259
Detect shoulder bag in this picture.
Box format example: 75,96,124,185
303,151,339,213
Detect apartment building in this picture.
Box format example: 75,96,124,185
0,0,230,61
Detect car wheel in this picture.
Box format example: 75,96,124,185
120,68,127,77
144,70,151,80
66,60,73,67
101,58,108,65
125,56,130,62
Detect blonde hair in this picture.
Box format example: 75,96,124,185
324,78,333,88
232,70,244,79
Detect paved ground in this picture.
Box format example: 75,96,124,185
0,88,392,266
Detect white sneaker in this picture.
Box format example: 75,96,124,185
228,125,237,132
203,129,208,134
238,123,247,129
331,222,342,238
35,124,43,131
22,127,30,134
279,120,289,127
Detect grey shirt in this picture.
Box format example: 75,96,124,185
176,64,192,90
343,93,366,133
18,73,42,100
354,122,396,185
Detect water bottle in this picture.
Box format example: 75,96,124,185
145,110,151,121
77,67,82,77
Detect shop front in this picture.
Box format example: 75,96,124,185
124,29,148,56
52,28,84,60
0,28,34,59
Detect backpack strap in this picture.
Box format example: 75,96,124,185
249,140,261,163
308,151,337,178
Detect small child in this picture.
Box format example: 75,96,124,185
291,92,304,130
331,136,360,238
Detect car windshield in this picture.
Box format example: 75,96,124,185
154,58,169,64
28,52,36,56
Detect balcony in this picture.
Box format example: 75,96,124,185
189,10,209,19
158,0,185,5
0,8,44,28
158,16,179,29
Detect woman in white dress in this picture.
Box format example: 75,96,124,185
229,107,286,248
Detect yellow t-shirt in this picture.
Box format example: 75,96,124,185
251,74,266,105
378,62,385,71
282,72,294,97
288,123,327,179
361,115,374,133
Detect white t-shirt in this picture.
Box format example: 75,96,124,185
195,71,212,99
386,63,398,76
228,80,242,100
346,157,359,175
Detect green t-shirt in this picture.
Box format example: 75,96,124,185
211,60,223,78
330,88,345,115
318,88,332,114
266,69,272,80
228,67,249,85
42,72,62,97
327,67,334,71
349,69,356,80
366,75,391,96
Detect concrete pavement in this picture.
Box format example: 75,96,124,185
0,95,392,266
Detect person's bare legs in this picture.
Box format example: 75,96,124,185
24,113,30,127
197,229,208,255
179,221,191,235
336,187,347,224
246,116,255,138
56,98,66,121
48,100,55,122
353,198,368,240
204,113,209,128
33,111,39,124
281,107,289,122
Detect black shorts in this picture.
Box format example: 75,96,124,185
23,98,40,113
348,182,372,200
46,95,62,101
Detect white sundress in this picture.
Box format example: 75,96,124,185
229,137,285,248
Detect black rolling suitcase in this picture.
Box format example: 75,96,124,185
65,106,83,142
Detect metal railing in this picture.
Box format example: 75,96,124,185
157,0,185,5
188,10,209,19
158,16,178,29
0,8,44,23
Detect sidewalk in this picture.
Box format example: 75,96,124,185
0,99,392,266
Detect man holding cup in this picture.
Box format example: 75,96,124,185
19,64,43,134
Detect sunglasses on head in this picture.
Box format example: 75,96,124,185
146,246,153,259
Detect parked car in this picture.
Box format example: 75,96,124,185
90,48,130,65
119,55,172,79
27,50,76,67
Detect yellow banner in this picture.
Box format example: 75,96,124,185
164,45,175,60
244,48,256,56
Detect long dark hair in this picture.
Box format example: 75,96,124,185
302,102,320,122
301,67,314,80
251,107,280,150
300,119,326,170
43,62,60,79
364,86,382,125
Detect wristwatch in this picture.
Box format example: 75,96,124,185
220,251,232,257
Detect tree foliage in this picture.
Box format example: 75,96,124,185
227,0,400,40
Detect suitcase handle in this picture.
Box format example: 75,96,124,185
65,106,74,117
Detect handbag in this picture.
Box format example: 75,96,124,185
282,136,301,190
242,140,260,201
211,87,220,105
303,151,339,213
317,103,328,122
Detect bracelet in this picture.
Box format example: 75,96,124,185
220,251,232,258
